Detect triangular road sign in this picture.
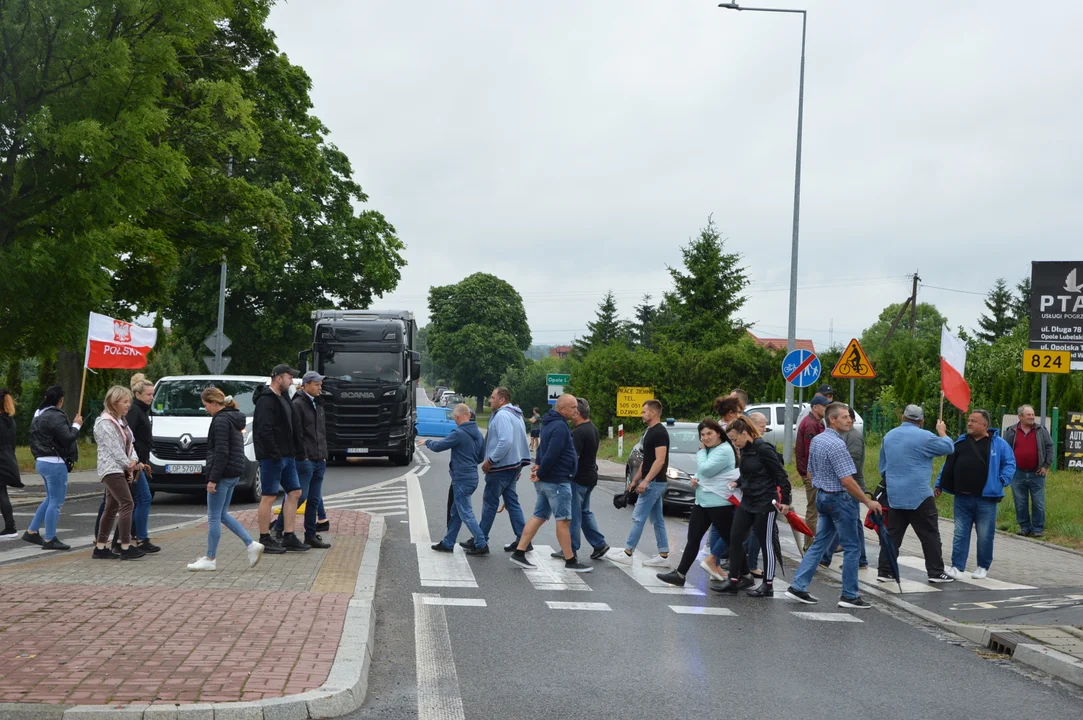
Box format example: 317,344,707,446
831,338,876,379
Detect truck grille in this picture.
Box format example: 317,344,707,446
152,440,208,461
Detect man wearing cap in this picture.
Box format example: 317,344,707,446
795,395,829,551
253,364,307,553
276,370,330,549
877,405,955,583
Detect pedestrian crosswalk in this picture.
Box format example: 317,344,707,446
322,478,408,518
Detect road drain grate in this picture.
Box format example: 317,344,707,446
987,631,1031,657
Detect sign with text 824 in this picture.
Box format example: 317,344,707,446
1023,349,1071,374
616,387,654,417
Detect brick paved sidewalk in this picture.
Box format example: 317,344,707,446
0,508,371,707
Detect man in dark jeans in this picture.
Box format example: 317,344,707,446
565,398,608,561
1003,405,1054,538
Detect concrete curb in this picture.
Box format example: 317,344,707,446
0,514,386,719
777,523,1083,689
10,489,104,508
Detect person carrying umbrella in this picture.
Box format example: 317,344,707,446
715,415,792,598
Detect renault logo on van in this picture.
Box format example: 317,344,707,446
179,434,193,450
341,391,375,399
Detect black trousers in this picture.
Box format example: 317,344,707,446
0,484,14,531
878,495,944,577
676,505,739,575
729,506,777,582
447,484,454,527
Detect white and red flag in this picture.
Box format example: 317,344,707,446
84,312,158,370
940,325,971,412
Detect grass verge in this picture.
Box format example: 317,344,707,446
16,441,98,474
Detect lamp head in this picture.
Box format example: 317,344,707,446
719,2,742,8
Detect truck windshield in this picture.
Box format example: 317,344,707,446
153,380,263,417
319,351,402,383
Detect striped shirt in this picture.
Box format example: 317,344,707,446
807,428,857,493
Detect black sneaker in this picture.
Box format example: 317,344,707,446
0,527,17,539
504,538,533,552
92,547,120,560
111,541,122,554
22,531,43,546
274,526,284,542
460,538,476,550
590,544,610,560
876,574,895,583
281,533,309,552
736,576,755,591
260,535,287,555
1032,532,1045,539
41,537,71,551
509,550,535,569
316,520,330,532
565,558,593,573
819,559,832,568
838,596,872,609
711,579,740,594
120,546,146,560
431,542,453,553
465,544,490,556
785,588,819,605
1016,530,1031,537
656,570,686,587
550,551,566,559
304,534,331,549
137,540,162,554
747,582,774,598
928,573,954,584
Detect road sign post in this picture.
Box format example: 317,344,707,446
1023,349,1070,428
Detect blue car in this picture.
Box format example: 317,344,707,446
416,406,457,438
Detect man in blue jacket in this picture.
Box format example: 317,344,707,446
935,409,1016,579
418,404,488,555
509,394,592,572
472,387,531,552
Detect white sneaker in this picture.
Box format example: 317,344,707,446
972,567,988,579
187,557,217,572
700,559,726,582
247,542,264,568
643,554,671,568
606,549,634,565
946,566,964,579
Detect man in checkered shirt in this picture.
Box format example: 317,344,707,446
785,402,882,609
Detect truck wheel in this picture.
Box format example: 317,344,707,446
390,452,411,467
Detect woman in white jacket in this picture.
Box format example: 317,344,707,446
656,418,744,587
92,386,146,560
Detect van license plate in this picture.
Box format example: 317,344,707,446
166,464,201,474
347,448,369,454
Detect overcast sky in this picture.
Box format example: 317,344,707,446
267,0,1083,351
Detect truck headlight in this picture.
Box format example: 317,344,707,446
383,389,397,397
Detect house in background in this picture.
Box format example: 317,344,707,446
549,345,572,359
746,331,815,354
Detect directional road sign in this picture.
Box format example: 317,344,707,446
781,349,821,389
546,373,570,406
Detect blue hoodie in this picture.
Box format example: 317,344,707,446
425,420,485,482
536,409,577,483
485,403,532,473
935,429,1015,500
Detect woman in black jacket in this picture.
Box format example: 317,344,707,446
716,415,793,598
187,387,264,572
24,385,82,550
0,389,23,538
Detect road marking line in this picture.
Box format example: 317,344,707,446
669,606,737,616
858,566,941,594
545,601,611,611
518,545,592,591
610,551,706,596
792,612,863,623
324,500,407,510
416,449,431,465
414,593,466,720
416,543,478,588
407,472,430,544
368,511,407,517
895,556,1036,590
421,597,487,607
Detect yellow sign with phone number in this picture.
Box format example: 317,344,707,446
616,387,654,417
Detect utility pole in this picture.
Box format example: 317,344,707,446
909,271,920,335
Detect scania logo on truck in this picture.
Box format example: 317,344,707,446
341,391,375,399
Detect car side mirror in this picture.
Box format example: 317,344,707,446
410,351,421,380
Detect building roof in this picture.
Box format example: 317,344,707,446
746,331,815,354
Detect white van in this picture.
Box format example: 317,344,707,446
147,375,292,501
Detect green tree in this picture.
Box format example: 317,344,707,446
630,293,658,349
574,291,624,355
427,273,531,407
976,278,1016,343
499,356,571,415
661,217,749,349
1012,277,1032,325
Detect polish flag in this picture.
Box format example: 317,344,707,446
84,313,158,369
940,325,970,412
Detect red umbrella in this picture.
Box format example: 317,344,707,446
726,493,813,536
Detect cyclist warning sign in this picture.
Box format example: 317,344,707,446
831,338,876,379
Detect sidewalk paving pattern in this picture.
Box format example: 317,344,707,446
0,509,370,707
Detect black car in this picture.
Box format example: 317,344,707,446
623,420,701,513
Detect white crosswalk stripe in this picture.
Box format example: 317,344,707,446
546,601,611,611
791,612,863,623
607,551,706,596
323,480,408,517
517,545,592,591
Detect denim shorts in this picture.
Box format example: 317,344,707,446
533,481,573,521
259,457,301,497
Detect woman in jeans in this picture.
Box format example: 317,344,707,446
93,386,146,560
24,385,82,551
0,389,23,538
187,387,264,571
656,419,742,587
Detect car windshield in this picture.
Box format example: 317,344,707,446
319,350,402,383
153,380,262,417
668,428,701,454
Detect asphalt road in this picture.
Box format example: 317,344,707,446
347,399,1083,720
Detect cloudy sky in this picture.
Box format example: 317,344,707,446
267,0,1083,351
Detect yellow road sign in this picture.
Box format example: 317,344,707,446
1023,349,1071,374
616,386,654,417
831,338,876,379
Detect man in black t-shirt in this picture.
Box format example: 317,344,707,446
606,399,671,567
568,398,608,561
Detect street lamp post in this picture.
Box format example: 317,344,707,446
719,3,807,464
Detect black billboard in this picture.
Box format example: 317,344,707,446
1030,261,1083,370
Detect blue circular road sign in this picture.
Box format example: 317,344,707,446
781,349,821,389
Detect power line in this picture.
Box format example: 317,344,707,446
920,283,987,297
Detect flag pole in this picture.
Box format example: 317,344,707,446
77,367,88,416
939,391,945,421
